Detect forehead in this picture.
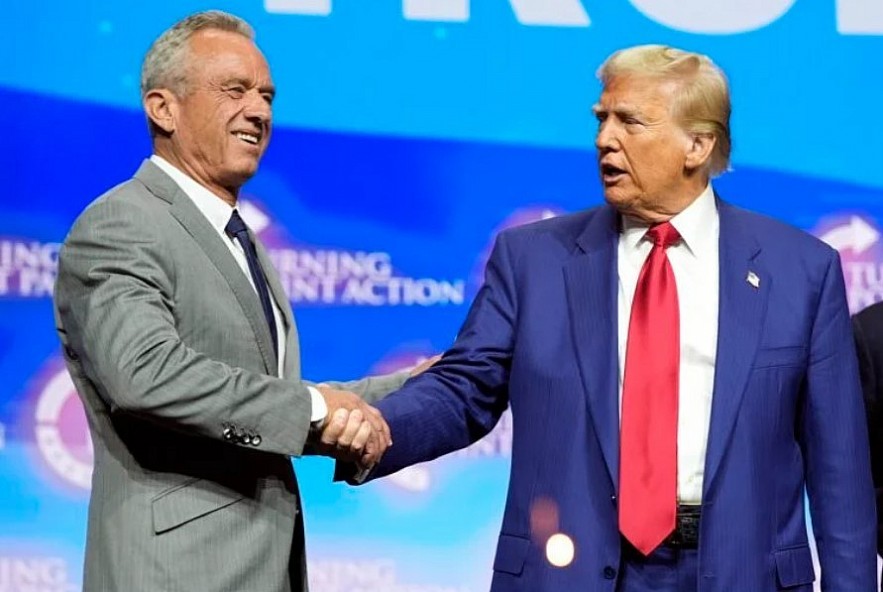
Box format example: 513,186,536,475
186,28,272,82
596,75,678,112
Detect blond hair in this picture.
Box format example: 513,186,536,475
598,44,731,176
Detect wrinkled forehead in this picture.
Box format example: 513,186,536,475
186,28,273,81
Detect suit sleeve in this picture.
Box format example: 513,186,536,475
310,372,411,405
54,199,314,457
802,251,877,590
352,232,519,481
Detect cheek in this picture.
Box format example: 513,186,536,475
185,113,219,143
623,142,658,182
191,101,228,135
639,142,683,179
662,147,688,177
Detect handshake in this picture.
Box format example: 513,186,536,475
308,355,440,469
310,384,391,470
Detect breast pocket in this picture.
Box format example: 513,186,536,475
753,346,807,369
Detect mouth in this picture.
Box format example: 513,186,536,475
232,130,261,146
600,163,627,184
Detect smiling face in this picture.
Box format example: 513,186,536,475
593,74,706,223
146,28,275,204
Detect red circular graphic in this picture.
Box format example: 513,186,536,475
26,357,93,491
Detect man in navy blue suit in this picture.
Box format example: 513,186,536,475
353,45,876,591
854,300,883,591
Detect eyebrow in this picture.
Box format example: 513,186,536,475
222,78,276,97
221,77,249,88
592,104,643,118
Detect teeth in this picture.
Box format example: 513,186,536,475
234,132,259,144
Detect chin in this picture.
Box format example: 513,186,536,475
230,161,260,181
602,189,630,208
222,169,259,190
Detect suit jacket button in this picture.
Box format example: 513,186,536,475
603,566,617,579
251,435,262,446
223,427,235,440
242,434,252,445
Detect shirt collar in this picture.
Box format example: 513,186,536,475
620,184,718,258
150,154,236,237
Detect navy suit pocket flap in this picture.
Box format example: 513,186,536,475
493,534,530,576
754,346,807,369
774,546,815,588
152,478,244,534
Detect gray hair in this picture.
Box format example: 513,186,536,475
140,10,254,98
598,44,732,176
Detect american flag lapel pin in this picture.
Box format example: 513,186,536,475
746,271,760,289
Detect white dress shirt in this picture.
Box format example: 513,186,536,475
617,184,720,504
150,155,326,422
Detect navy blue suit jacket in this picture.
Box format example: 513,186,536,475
364,201,876,591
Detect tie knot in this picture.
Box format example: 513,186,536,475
646,221,680,249
225,210,248,238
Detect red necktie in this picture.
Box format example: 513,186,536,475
619,221,681,555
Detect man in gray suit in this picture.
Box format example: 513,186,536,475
53,10,408,592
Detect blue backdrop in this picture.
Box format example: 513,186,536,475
2,2,882,590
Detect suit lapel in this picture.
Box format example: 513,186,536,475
563,206,620,488
134,160,278,375
703,201,769,494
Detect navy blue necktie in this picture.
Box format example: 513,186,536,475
225,210,278,360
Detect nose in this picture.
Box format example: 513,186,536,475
244,91,272,127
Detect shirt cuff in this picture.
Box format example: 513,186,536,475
308,386,328,424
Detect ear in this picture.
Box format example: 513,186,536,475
144,89,179,135
684,132,716,172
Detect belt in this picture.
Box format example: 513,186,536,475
663,505,701,549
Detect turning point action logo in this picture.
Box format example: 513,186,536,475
0,551,79,592
0,237,59,298
240,201,465,307
0,202,466,307
813,213,883,313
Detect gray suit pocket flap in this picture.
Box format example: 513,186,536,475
152,479,245,534
774,546,816,588
493,534,530,576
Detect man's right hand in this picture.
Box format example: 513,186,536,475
311,386,391,465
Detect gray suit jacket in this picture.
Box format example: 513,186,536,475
54,160,407,592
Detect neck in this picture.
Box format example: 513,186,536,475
153,145,239,207
619,180,709,226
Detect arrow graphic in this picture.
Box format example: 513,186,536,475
820,216,880,254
